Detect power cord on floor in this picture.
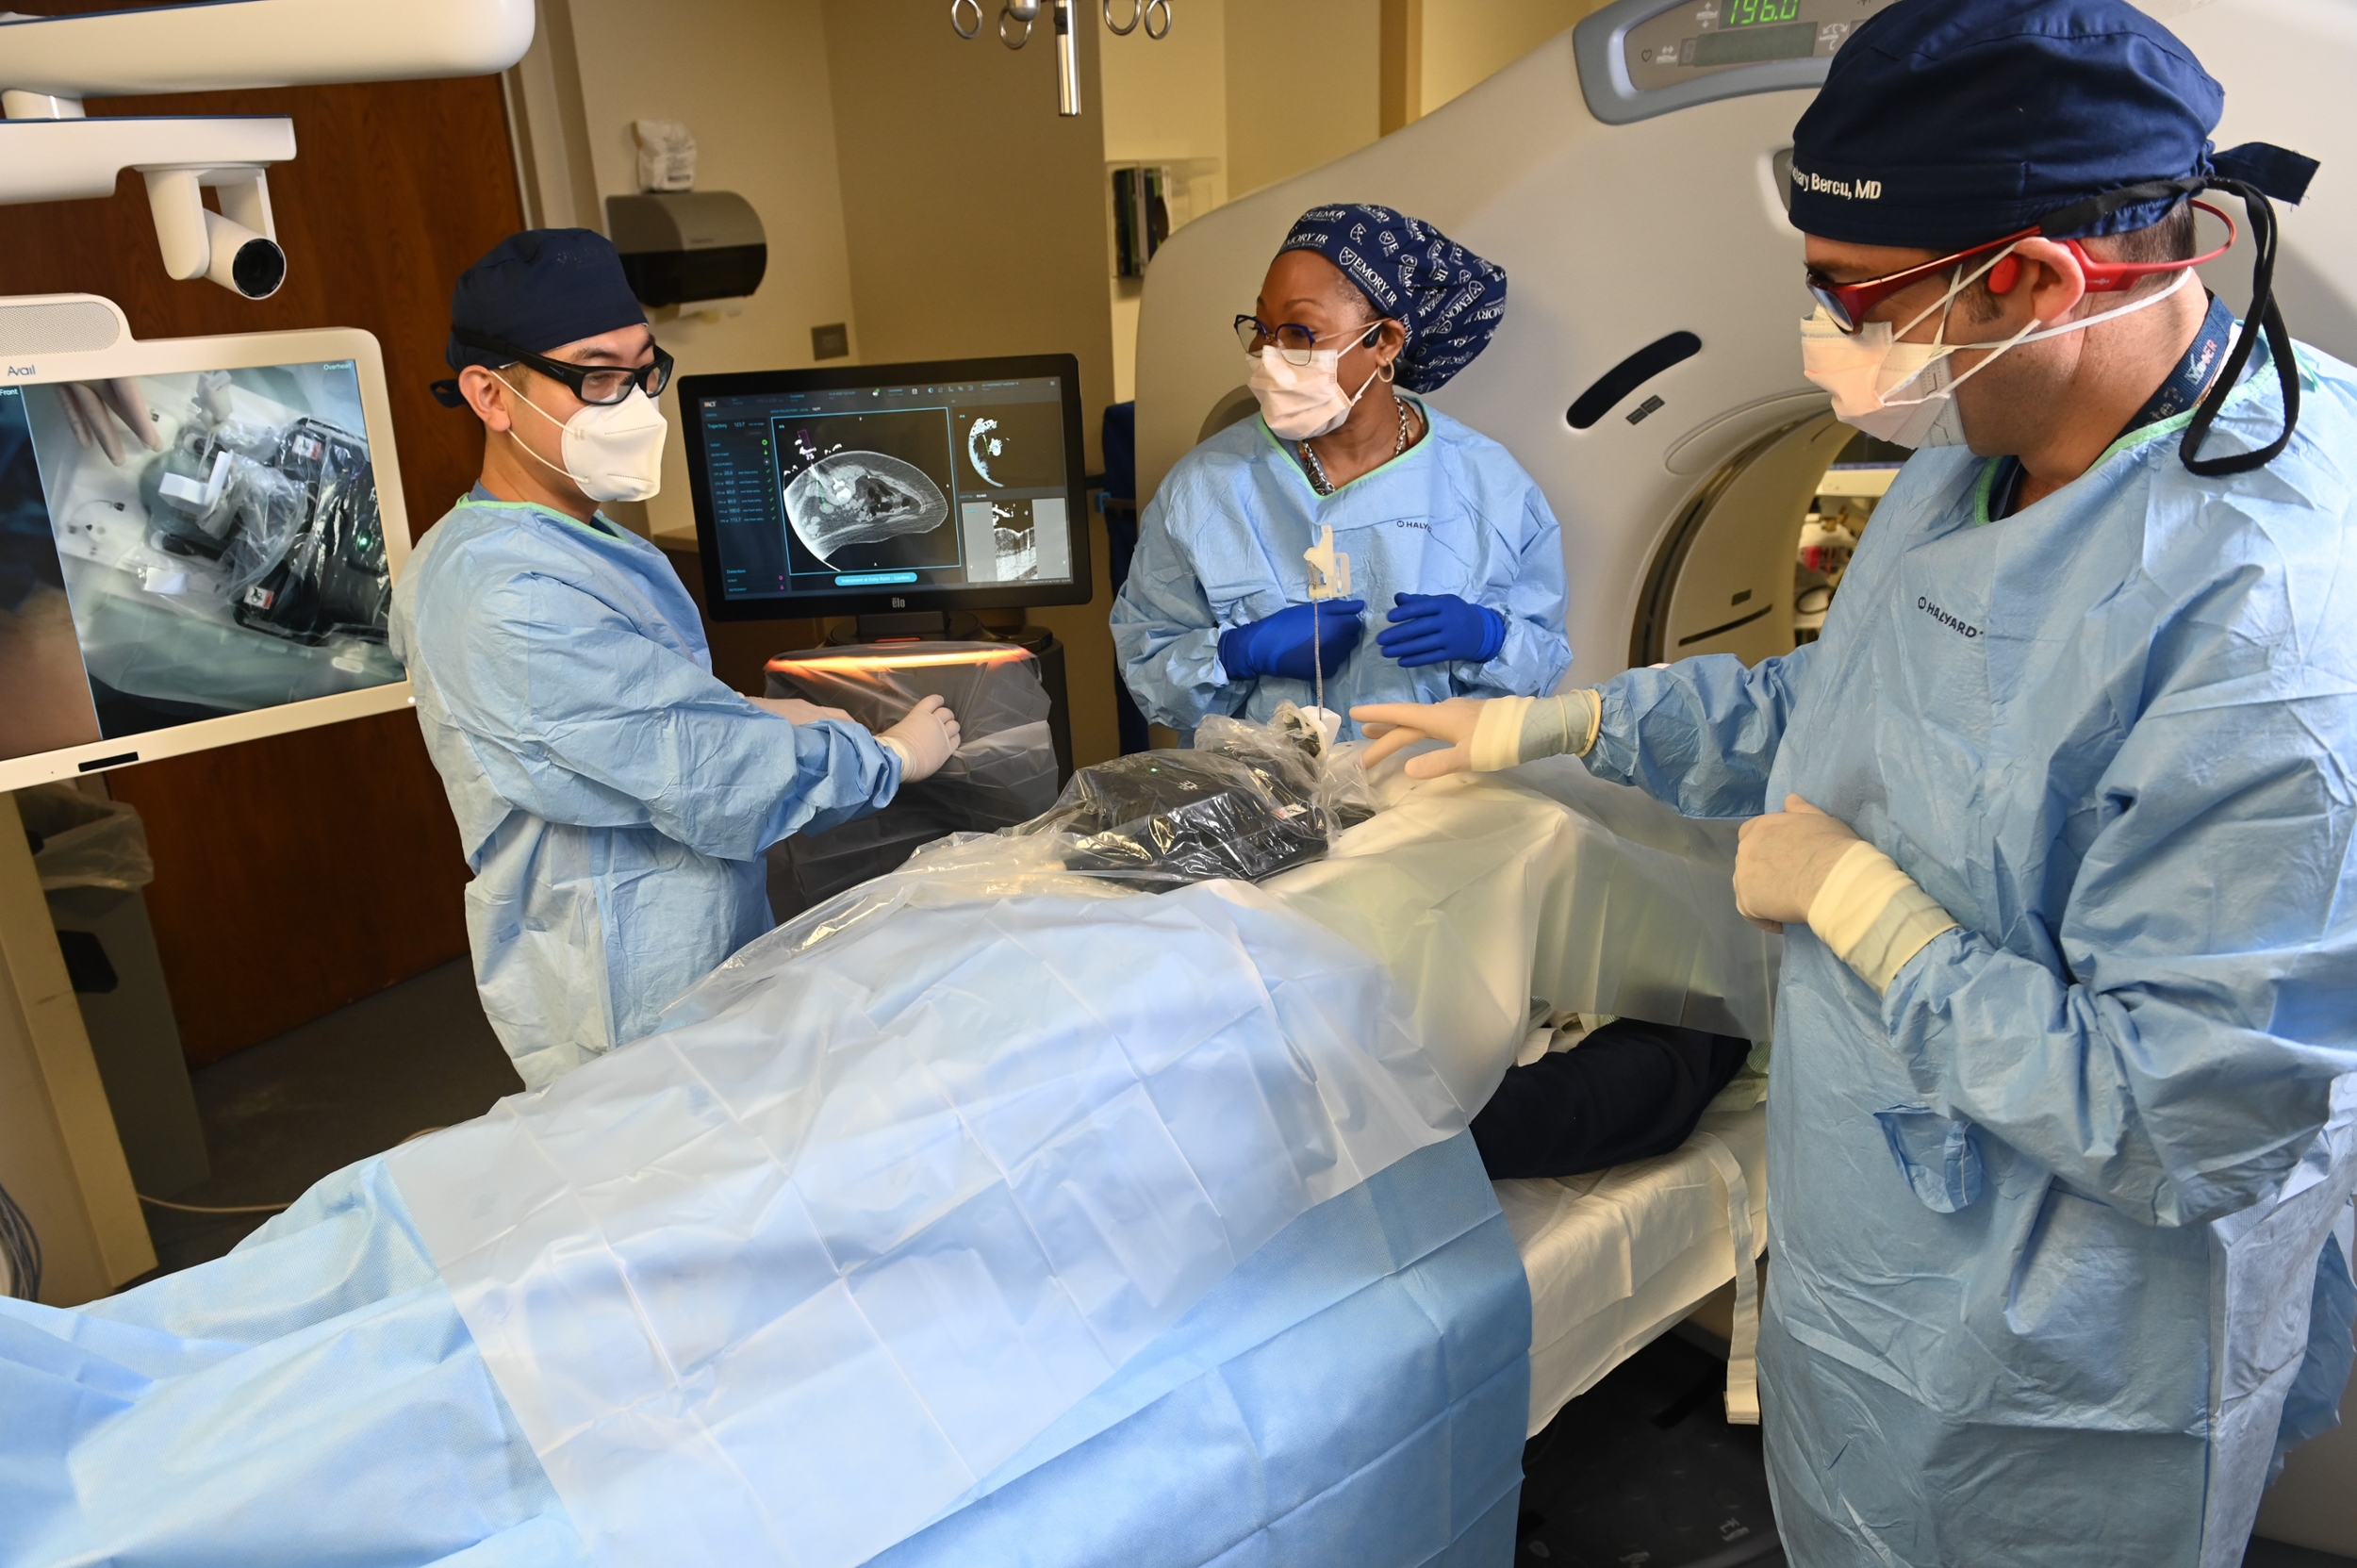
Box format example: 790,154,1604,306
137,1128,452,1218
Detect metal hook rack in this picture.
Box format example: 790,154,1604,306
949,0,1172,118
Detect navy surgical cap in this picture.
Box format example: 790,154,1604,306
442,228,646,374
1790,0,2239,249
1277,205,1507,393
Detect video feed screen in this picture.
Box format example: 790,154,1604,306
695,371,1077,608
0,361,398,767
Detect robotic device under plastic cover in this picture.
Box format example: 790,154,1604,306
1131,0,2357,687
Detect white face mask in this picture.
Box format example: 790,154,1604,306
1801,249,2195,450
1249,330,1385,440
506,379,669,503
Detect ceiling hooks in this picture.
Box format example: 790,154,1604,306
952,0,1169,118
998,0,1039,50
951,0,1173,51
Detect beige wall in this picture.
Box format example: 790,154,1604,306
558,0,859,542
1100,0,1230,402
822,0,1123,767
1418,0,1612,117
1224,0,1384,199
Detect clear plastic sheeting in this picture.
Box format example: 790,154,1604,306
16,781,153,891
1271,753,1780,1114
1020,710,1335,890
766,643,1061,919
387,880,1467,1568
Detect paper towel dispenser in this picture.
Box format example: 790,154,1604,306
604,190,767,308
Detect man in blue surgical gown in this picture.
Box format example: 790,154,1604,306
393,231,963,1086
1113,206,1570,738
1358,4,2357,1563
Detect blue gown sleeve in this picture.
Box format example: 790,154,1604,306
1875,655,2357,1229
1579,641,1820,818
1461,483,1573,700
433,565,900,862
1110,483,1251,732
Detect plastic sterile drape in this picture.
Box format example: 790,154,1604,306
0,718,1777,1568
385,879,1469,1568
765,642,1062,918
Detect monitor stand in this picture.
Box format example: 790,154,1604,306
847,609,962,642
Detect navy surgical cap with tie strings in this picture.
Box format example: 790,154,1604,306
1788,0,2319,476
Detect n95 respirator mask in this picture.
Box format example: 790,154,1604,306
509,381,670,503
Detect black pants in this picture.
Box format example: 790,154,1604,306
1471,1019,1753,1180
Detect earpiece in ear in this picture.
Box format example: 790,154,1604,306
1987,256,2022,296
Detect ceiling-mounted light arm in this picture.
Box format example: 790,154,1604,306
0,0,533,299
145,166,286,300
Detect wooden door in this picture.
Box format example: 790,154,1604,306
0,38,526,1063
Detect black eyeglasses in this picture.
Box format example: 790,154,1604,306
450,328,675,404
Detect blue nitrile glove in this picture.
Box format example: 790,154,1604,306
1376,593,1507,668
1217,599,1366,683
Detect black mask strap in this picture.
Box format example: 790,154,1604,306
2180,176,2298,477
2035,144,2318,478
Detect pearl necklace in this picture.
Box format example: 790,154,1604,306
1301,396,1416,497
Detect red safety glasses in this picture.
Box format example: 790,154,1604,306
1805,200,2235,334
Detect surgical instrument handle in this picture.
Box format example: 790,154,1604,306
951,0,982,40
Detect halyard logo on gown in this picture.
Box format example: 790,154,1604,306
1918,596,1981,638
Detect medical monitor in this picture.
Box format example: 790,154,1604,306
0,294,411,791
679,354,1092,620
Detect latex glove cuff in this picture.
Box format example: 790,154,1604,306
1466,690,1604,771
1805,841,1960,995
878,734,912,772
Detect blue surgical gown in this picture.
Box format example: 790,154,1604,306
389,492,900,1087
1582,338,2357,1568
1112,403,1571,738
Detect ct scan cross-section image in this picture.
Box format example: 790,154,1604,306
777,408,959,574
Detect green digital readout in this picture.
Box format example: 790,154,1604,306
1691,17,1813,65
1722,0,1804,24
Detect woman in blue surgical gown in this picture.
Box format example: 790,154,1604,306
1113,206,1570,739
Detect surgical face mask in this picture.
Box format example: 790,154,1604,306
505,378,669,503
1801,252,2196,450
1249,326,1385,440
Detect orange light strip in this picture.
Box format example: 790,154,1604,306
769,647,1035,674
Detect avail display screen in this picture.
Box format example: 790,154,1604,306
692,371,1080,609
0,361,399,767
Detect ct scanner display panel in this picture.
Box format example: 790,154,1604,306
1621,0,1899,91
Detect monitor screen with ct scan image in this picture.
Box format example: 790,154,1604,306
0,296,413,791
680,353,1091,620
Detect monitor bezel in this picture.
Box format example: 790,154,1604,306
678,353,1095,622
0,295,415,793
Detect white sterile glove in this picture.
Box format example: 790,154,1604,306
1352,691,1603,780
749,695,852,726
876,694,962,784
1737,796,1960,994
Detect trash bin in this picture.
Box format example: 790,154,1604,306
19,783,208,1198
763,642,1064,922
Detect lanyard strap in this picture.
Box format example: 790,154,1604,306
1994,291,2238,519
